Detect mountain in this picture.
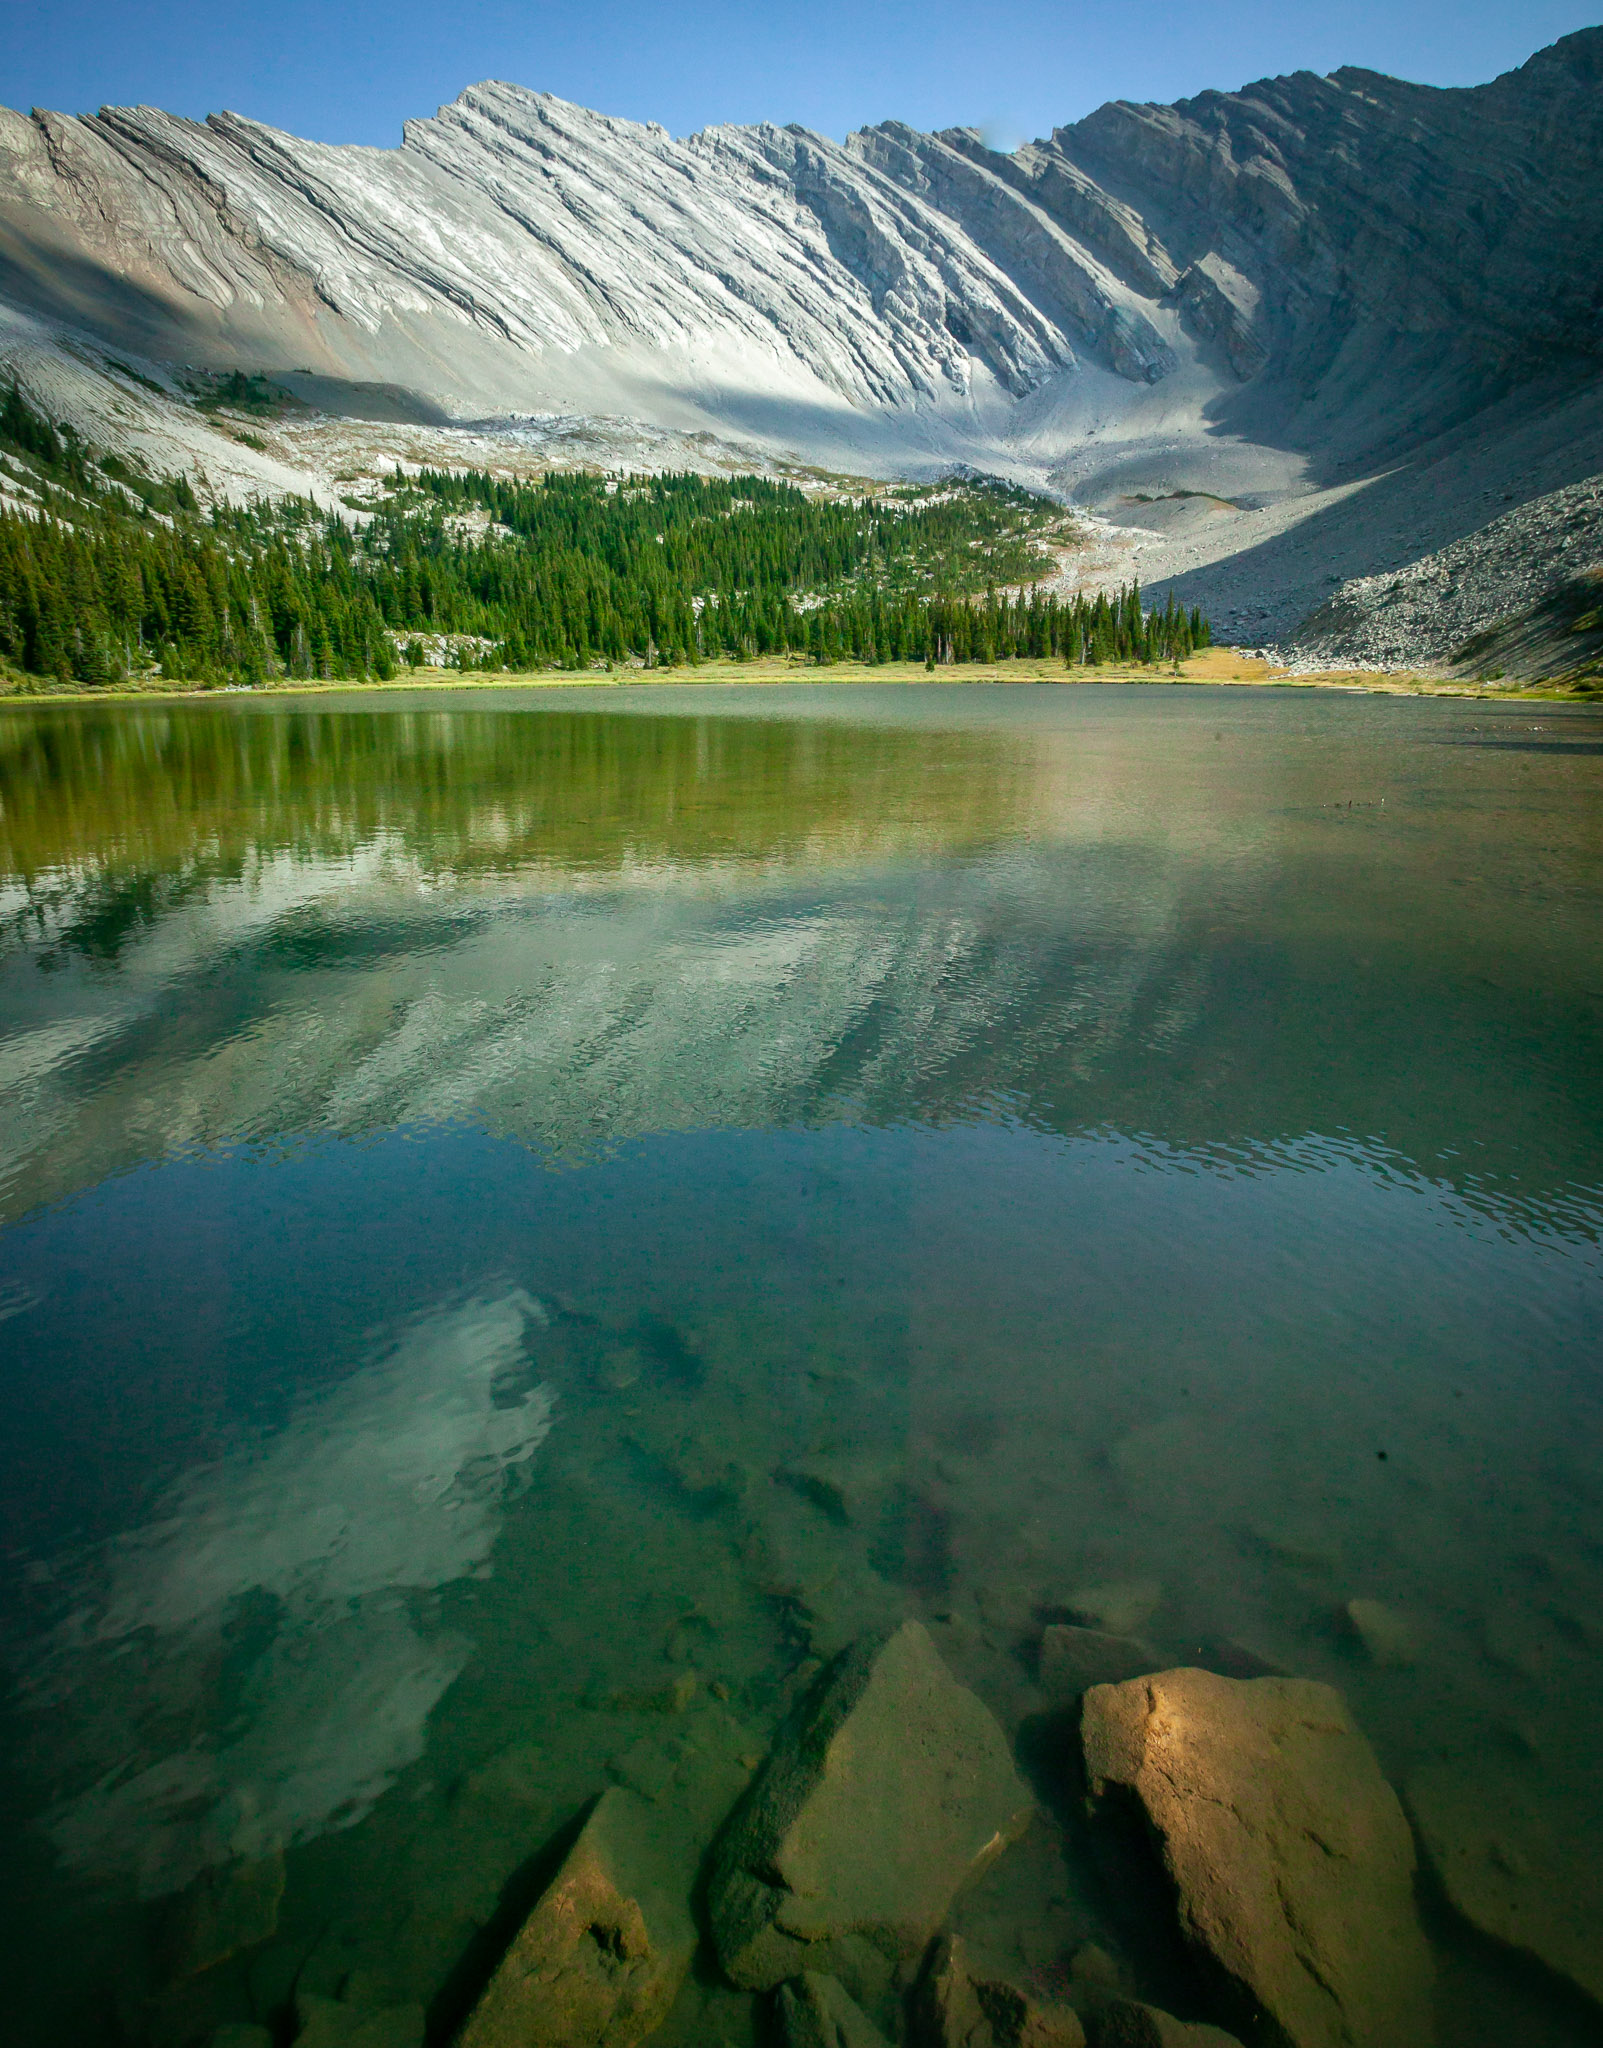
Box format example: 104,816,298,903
2,29,1602,648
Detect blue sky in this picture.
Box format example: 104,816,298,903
3,0,1599,147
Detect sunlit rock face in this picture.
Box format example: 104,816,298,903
0,84,1081,423
17,1291,554,1896
0,31,1599,492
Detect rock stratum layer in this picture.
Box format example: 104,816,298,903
2,31,1602,637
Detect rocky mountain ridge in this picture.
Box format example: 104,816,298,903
2,30,1602,649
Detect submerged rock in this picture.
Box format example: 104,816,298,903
209,2028,274,2048
164,1850,285,1980
1066,1944,1123,2012
595,1671,699,1715
914,1934,1085,2048
295,1995,425,2048
1081,1670,1432,2048
455,1788,697,2048
913,1934,992,2047
1038,1626,1157,1702
1093,2002,1242,2048
1406,1758,1603,2011
778,1972,893,2048
973,1983,1084,2048
710,1621,1034,1993
1062,1582,1162,1636
462,1739,548,1807
1191,1637,1289,1683
1342,1599,1414,1668
1247,1522,1340,1575
775,1453,900,1528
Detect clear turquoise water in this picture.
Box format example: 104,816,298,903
0,683,1600,2045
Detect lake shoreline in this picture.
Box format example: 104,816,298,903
1,650,1594,707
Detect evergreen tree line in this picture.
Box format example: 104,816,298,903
0,498,1209,683
0,499,398,685
0,388,1209,685
393,464,1067,600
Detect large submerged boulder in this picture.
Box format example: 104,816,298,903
1093,2002,1243,2048
1081,1670,1432,2048
913,1933,1085,2048
455,1788,697,2048
710,1621,1034,1992
1406,1758,1603,2012
777,1972,894,2048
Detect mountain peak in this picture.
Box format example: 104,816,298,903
2,36,1599,653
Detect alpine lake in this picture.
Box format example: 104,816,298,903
0,680,1600,2048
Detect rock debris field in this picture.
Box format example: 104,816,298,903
151,1614,1600,2048
1283,476,1603,680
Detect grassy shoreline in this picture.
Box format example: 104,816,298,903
0,647,1593,705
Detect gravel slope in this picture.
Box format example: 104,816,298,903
1283,475,1603,679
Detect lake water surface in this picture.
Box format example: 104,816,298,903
0,683,1600,2047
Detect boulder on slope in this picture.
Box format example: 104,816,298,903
1081,1669,1432,2048
709,1621,1034,1993
454,1788,697,2048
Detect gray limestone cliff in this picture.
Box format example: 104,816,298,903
1,32,1601,625
2,32,1599,451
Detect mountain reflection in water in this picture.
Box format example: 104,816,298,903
0,689,1597,1220
0,684,1599,2048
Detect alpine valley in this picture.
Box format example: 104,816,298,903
2,27,1602,665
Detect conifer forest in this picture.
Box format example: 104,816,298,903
0,384,1210,687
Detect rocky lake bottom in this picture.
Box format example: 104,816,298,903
0,682,1598,2048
